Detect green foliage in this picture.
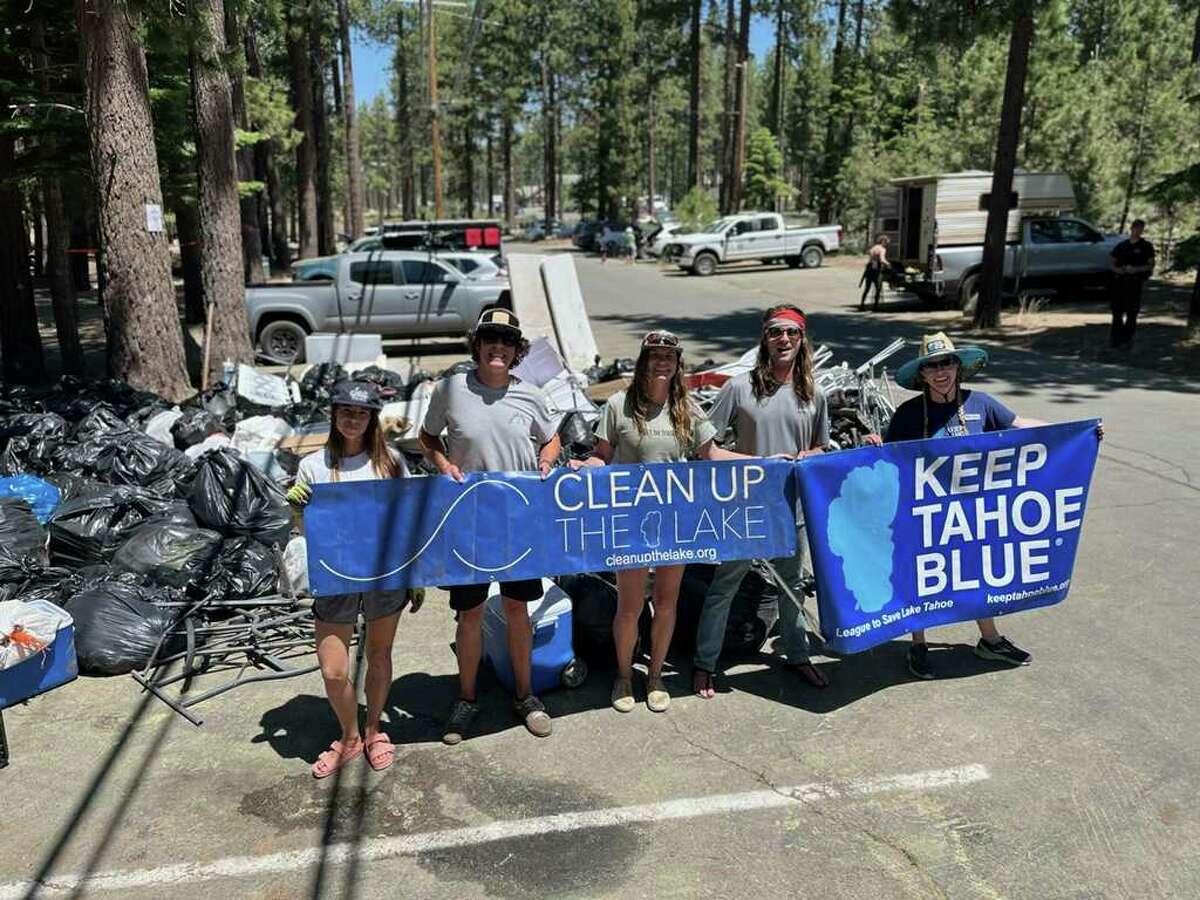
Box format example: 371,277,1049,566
743,126,790,209
675,186,719,231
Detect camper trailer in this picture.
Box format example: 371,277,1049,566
874,171,1120,310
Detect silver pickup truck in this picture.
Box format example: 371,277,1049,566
246,250,511,362
662,212,842,275
899,217,1124,312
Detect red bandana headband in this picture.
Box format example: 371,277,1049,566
765,309,806,330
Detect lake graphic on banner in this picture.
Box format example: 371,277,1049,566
305,459,798,595
797,420,1101,653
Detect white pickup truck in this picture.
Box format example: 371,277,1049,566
661,213,842,276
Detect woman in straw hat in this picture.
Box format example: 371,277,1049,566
885,332,1101,680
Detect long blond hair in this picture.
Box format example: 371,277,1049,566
327,406,400,480
627,346,695,451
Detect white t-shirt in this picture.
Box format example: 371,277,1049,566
297,446,409,486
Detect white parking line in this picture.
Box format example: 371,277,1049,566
2,764,989,898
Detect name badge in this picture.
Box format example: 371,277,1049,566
964,413,981,421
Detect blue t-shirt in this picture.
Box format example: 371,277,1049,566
885,389,1015,442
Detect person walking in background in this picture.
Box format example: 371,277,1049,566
1109,219,1155,349
624,226,637,264
570,330,749,714
287,381,420,778
420,308,563,745
692,306,839,698
860,235,889,310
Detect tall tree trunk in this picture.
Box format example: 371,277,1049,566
287,6,318,258
770,1,786,138
817,0,849,222
77,0,189,399
687,0,702,190
309,15,335,255
0,136,46,384
1193,7,1200,65
646,81,657,216
974,0,1034,329
486,123,495,217
728,0,751,212
1118,58,1154,232
719,0,736,212
245,22,289,273
67,180,92,291
32,16,84,377
542,56,556,229
191,0,254,382
853,0,866,54
336,0,364,238
502,112,515,232
395,6,416,219
31,195,45,279
463,121,475,217
224,5,265,285
175,202,205,325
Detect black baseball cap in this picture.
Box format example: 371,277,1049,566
475,307,522,338
330,380,383,411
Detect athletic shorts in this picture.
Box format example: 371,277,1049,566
448,578,543,612
313,589,413,624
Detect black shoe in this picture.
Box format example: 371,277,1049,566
975,636,1031,666
907,643,935,680
442,697,480,745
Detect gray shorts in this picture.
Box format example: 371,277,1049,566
313,589,410,625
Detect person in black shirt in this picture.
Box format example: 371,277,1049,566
1109,219,1155,348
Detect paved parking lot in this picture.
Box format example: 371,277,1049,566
3,249,1198,899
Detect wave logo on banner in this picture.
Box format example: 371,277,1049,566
305,459,798,595
796,420,1101,654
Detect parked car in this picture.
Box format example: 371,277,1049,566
572,220,606,252
645,222,684,258
439,251,509,280
875,171,1125,310
662,213,842,276
291,236,383,282
247,250,512,363
524,219,563,242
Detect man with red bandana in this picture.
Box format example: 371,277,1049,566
691,304,834,697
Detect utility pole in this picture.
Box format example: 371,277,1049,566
427,0,444,217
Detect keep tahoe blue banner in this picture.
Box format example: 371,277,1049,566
306,458,798,596
796,419,1101,654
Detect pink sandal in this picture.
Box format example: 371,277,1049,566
311,739,363,779
364,733,396,772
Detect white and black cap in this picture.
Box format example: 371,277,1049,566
330,380,383,411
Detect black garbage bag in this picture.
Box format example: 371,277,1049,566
437,360,475,380
201,537,277,602
0,383,40,416
557,572,648,670
111,521,224,592
171,407,226,450
351,365,416,399
62,429,195,498
281,400,328,429
0,412,69,475
57,564,152,598
558,412,596,459
43,474,108,503
64,581,182,675
181,384,240,432
300,362,346,403
0,498,47,563
587,358,635,383
47,486,179,568
0,544,68,601
125,400,173,432
189,448,291,547
72,404,128,440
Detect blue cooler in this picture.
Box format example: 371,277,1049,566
482,580,582,694
0,600,78,709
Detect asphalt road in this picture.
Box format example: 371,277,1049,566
3,248,1197,899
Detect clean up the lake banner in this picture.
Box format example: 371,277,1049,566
305,458,798,595
796,420,1101,654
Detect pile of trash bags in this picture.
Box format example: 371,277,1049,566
0,373,324,677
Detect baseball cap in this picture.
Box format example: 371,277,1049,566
330,380,383,411
475,307,522,337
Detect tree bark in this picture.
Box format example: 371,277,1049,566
77,0,189,399
31,195,45,279
395,6,416,220
336,0,365,238
542,57,557,229
974,0,1034,330
728,0,751,212
67,181,92,291
719,0,736,212
0,136,46,385
224,5,265,285
770,1,786,138
687,0,702,190
245,22,289,272
502,112,515,232
287,6,318,258
817,0,849,222
191,0,255,383
486,123,495,217
309,14,335,255
175,202,205,325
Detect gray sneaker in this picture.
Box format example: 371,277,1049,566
514,694,553,737
442,697,480,745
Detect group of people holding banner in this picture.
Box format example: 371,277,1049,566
289,302,1093,779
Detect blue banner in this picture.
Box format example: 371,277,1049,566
796,420,1100,654
306,458,798,595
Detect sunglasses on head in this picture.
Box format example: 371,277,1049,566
643,331,680,349
920,356,958,372
765,325,803,339
479,329,519,346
